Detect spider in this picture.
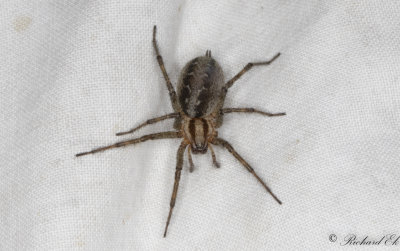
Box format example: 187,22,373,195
76,25,286,237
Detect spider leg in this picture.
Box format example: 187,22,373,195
208,144,220,168
164,141,188,237
212,137,282,205
152,25,180,112
222,108,285,117
75,131,181,157
116,113,180,136
225,53,280,89
187,147,195,172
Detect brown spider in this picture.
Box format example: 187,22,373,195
76,25,285,237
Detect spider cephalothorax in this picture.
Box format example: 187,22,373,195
76,26,285,237
182,117,217,154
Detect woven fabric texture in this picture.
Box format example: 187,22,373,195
1,1,400,250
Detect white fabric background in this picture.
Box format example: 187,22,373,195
1,0,400,250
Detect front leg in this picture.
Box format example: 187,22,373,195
164,141,188,237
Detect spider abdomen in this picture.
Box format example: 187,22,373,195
177,56,225,118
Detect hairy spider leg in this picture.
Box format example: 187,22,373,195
222,108,285,117
212,53,282,127
116,113,180,136
75,131,181,157
212,137,282,205
153,25,181,113
164,141,188,237
225,53,281,89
